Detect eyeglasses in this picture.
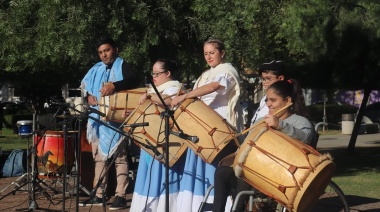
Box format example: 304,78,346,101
259,76,278,83
151,71,167,77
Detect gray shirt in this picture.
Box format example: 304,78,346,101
257,114,315,145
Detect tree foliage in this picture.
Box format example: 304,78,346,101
280,0,380,90
1,0,380,112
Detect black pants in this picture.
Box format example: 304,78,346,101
213,166,252,212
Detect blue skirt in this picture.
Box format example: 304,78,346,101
130,149,186,212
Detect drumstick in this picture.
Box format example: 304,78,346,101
99,82,107,116
97,104,108,107
237,103,293,136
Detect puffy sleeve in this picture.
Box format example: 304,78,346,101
210,73,236,95
162,86,180,98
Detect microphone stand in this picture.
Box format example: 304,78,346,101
62,101,152,211
72,106,146,211
15,103,64,212
64,105,86,212
144,73,191,212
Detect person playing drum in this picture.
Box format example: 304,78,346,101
213,79,316,212
130,59,185,211
80,37,138,210
171,38,244,212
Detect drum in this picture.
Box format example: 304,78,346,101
124,100,187,167
173,98,238,164
16,120,33,136
233,122,336,212
34,131,76,178
79,119,92,152
99,87,147,123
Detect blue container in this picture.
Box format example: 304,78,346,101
16,120,33,136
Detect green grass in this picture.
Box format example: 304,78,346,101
0,128,30,151
333,172,380,199
320,146,380,200
316,124,380,200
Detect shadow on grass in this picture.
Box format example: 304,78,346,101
317,146,380,211
345,195,380,211
318,146,380,176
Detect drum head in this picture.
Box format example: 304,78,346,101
293,160,336,212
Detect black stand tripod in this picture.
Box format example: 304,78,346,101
83,113,145,212
55,103,94,212
14,107,65,212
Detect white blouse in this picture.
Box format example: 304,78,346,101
198,72,236,119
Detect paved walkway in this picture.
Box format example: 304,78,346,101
317,132,380,149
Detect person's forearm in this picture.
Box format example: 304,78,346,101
183,82,221,99
150,94,172,106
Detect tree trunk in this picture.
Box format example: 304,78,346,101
347,88,372,153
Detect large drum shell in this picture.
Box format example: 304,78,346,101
233,123,335,211
99,87,147,123
34,131,76,177
173,98,238,164
124,100,187,167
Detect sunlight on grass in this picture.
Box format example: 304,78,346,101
333,171,380,199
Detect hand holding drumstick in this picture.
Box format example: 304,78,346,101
237,103,293,136
87,94,98,106
263,114,281,129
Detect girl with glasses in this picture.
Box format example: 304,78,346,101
130,59,185,212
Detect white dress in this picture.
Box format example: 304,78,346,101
130,83,185,212
176,65,240,212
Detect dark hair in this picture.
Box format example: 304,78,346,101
259,60,285,77
95,37,118,50
267,79,309,118
204,38,225,53
156,59,178,76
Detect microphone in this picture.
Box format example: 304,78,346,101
83,105,106,117
171,131,199,143
124,122,149,128
49,97,74,107
150,145,164,160
50,101,75,108
141,139,164,160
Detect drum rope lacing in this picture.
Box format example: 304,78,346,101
124,101,185,166
234,126,323,196
177,100,237,162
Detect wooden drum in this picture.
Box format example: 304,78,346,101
233,122,336,212
99,87,147,123
173,98,239,164
124,100,188,167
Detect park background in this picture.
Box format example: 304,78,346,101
0,1,380,211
